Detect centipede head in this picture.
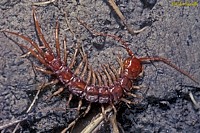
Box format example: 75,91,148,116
123,57,143,80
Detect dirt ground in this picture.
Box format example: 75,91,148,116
0,0,200,133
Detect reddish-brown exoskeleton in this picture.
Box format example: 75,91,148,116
2,7,198,118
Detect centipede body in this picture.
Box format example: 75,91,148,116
2,7,198,109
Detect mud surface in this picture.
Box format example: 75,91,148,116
0,0,200,133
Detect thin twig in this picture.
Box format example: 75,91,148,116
12,88,41,133
0,119,26,130
189,91,200,110
107,0,146,35
81,105,113,133
32,0,56,6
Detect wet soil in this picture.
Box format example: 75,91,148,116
0,0,200,133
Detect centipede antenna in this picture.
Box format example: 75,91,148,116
139,57,199,84
55,19,61,59
32,7,53,54
76,18,135,57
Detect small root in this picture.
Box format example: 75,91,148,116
12,86,42,133
80,105,113,133
32,0,57,6
107,0,147,35
109,113,119,133
189,91,200,110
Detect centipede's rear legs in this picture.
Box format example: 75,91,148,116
139,57,199,84
78,18,198,84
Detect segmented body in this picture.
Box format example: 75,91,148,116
55,58,142,103
33,41,141,103
3,8,198,105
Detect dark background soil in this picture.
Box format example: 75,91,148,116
0,0,200,133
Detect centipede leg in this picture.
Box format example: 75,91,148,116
55,19,61,59
104,64,117,82
20,46,45,58
80,56,88,79
124,91,142,99
74,55,87,75
40,79,59,89
76,44,88,79
99,70,108,87
34,65,54,75
63,37,68,65
83,103,91,117
117,53,124,73
86,66,92,85
2,31,48,66
83,67,98,117
101,105,107,121
91,68,97,85
77,100,82,112
61,112,83,133
102,64,113,86
99,65,110,119
109,104,119,133
120,98,138,108
69,46,79,69
46,87,64,100
110,65,120,80
132,85,143,90
66,94,73,109
32,7,53,54
38,79,63,100
96,70,103,86
139,57,198,84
